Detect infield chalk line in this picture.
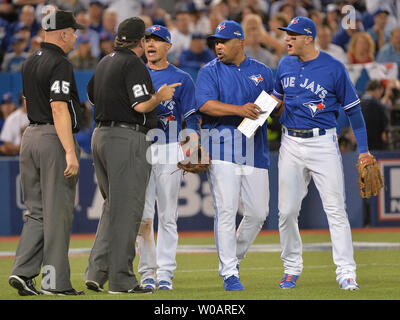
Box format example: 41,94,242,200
1,242,399,258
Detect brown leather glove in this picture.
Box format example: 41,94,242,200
356,153,384,198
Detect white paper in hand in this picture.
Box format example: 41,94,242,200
238,91,278,138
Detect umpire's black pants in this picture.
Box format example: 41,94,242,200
84,126,152,292
11,124,80,291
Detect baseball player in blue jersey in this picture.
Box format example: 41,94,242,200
136,25,200,291
195,21,274,291
272,17,372,290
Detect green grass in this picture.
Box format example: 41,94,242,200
1,231,400,300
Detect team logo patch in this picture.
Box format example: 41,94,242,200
159,111,176,130
217,23,226,32
304,28,312,34
151,26,161,32
303,100,326,117
291,18,299,24
249,74,264,86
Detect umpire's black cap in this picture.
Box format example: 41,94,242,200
43,10,84,31
117,17,150,42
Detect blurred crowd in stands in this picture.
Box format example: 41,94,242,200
1,0,400,157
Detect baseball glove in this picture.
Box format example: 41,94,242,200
356,153,384,199
177,144,210,174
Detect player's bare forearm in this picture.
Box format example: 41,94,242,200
51,101,79,177
200,100,261,119
271,95,284,117
134,82,181,113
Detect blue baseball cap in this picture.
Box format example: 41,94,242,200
208,20,244,40
278,16,317,39
145,25,171,43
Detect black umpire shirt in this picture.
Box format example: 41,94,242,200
22,42,83,133
87,46,157,129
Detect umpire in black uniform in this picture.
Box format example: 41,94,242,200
84,17,181,294
9,10,85,296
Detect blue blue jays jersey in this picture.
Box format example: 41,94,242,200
195,57,274,169
147,64,197,143
273,51,360,129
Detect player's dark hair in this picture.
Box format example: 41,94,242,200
114,38,141,49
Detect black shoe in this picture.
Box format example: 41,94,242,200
9,275,41,296
85,280,104,292
108,285,154,294
41,288,85,296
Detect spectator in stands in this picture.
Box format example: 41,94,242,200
248,12,287,58
361,80,391,150
101,7,118,37
0,17,9,63
278,3,296,21
69,34,98,70
9,5,40,38
98,30,115,59
108,0,155,25
332,11,364,51
242,13,277,68
317,25,348,64
270,0,308,18
0,92,17,132
347,32,375,64
1,35,29,72
75,9,101,59
74,101,94,157
88,0,104,33
10,24,31,52
309,9,324,30
323,3,340,35
28,29,44,54
268,13,289,42
168,10,193,65
179,33,215,70
187,1,211,35
0,94,28,156
376,28,400,65
36,0,86,16
367,8,390,52
338,127,357,153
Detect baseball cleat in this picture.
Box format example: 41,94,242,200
279,274,299,289
224,275,244,291
157,280,173,290
108,285,154,294
339,278,360,291
9,275,41,296
85,280,104,292
41,288,85,295
141,278,156,290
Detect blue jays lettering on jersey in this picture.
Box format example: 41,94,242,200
273,51,360,129
147,64,197,143
195,56,274,169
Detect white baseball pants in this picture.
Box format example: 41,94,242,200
208,160,269,279
137,142,183,282
278,128,357,283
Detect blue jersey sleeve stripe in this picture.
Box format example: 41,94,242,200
184,108,196,119
343,99,360,110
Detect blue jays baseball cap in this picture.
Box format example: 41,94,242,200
208,20,244,40
145,25,171,43
278,16,317,39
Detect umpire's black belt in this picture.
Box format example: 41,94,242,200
96,121,149,134
282,126,326,138
29,121,54,126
